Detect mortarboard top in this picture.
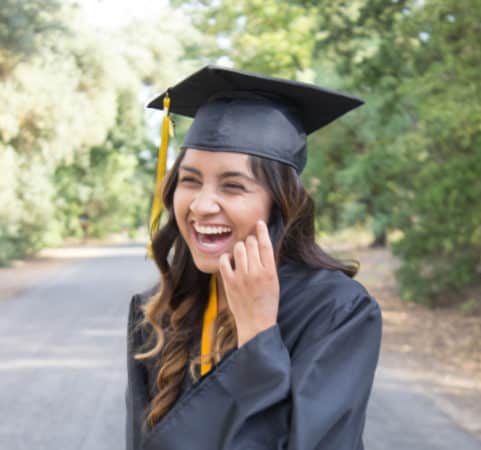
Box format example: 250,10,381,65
147,65,363,174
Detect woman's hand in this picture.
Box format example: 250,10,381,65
219,220,280,347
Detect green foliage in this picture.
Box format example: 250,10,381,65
0,0,64,78
322,0,481,305
0,148,60,264
0,1,200,265
179,0,481,307
53,88,152,239
378,0,480,305
182,0,320,78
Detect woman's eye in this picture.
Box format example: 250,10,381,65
223,183,245,191
179,177,199,184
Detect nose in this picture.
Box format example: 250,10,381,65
189,187,221,216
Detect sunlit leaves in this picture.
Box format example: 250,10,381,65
0,1,199,264
185,0,481,305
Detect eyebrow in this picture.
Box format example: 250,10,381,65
179,165,257,182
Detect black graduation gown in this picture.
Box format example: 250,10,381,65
126,260,382,450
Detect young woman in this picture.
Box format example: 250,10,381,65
126,66,382,450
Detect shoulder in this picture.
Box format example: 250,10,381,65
127,283,160,337
278,261,381,343
279,261,375,309
133,283,159,306
129,283,159,314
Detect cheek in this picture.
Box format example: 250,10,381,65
232,196,272,232
173,190,189,230
260,198,272,221
251,191,272,221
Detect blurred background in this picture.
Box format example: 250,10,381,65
0,0,480,449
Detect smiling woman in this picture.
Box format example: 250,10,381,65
174,150,271,277
125,66,382,450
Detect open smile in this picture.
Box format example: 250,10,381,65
190,222,234,255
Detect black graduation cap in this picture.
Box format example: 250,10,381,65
147,65,363,174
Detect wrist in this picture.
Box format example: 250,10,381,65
236,322,277,348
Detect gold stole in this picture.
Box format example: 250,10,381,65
200,274,218,375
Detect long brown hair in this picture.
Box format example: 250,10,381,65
134,148,358,427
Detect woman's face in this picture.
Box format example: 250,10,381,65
173,149,272,273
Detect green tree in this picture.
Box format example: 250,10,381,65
0,1,202,265
0,0,64,78
172,0,481,306
387,0,481,304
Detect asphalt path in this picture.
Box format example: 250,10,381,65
0,245,480,450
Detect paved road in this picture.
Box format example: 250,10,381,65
0,245,480,450
0,245,158,450
366,364,481,449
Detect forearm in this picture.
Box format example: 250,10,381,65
142,325,291,450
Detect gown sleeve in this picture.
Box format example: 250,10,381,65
141,289,382,450
125,294,150,450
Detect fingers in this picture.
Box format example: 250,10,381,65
245,234,262,271
218,253,234,280
221,220,274,279
256,220,276,269
233,241,248,274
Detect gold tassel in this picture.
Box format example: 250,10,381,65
200,274,218,375
147,94,172,258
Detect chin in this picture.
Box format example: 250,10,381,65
192,256,220,274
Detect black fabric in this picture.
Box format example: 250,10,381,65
125,261,382,450
146,65,363,174
182,97,307,173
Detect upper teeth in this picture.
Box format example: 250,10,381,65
194,224,232,235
